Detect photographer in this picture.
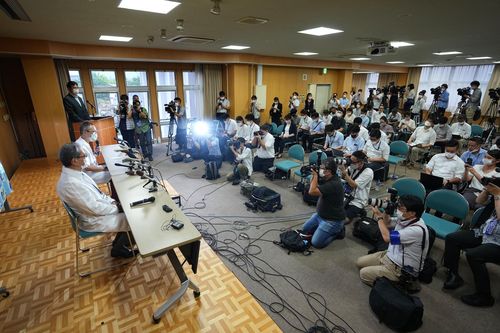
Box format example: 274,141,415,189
297,109,313,144
464,81,482,123
442,183,500,307
227,137,253,185
269,97,283,125
462,149,500,209
356,195,429,286
132,100,153,161
245,114,260,145
117,94,136,148
372,88,384,111
331,108,346,133
169,97,187,152
404,84,416,112
339,151,374,223
252,124,275,172
216,91,231,123
327,93,339,110
437,83,449,120
341,125,364,157
299,158,346,248
234,116,250,141
352,89,363,105
250,95,264,125
363,130,390,184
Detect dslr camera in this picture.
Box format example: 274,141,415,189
488,88,500,101
119,99,128,115
481,176,500,187
367,188,399,215
333,157,351,166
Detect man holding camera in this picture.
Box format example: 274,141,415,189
250,95,264,125
227,137,253,185
437,83,449,121
118,95,136,148
464,81,482,123
216,91,231,123
132,100,153,161
299,158,346,248
356,195,429,286
252,124,275,172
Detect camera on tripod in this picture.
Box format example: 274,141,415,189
488,88,500,101
164,101,176,118
457,87,471,97
367,188,399,215
430,86,442,99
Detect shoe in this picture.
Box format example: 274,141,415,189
111,245,138,258
336,226,346,240
297,230,312,241
148,156,154,162
201,174,206,178
232,179,241,186
461,294,495,307
443,271,464,290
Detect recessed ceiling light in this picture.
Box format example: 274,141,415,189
350,57,371,61
386,61,405,64
466,56,492,60
118,0,180,14
417,64,434,67
294,52,318,56
433,51,462,55
99,35,133,42
298,27,343,36
390,41,414,48
222,45,250,50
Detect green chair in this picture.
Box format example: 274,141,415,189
388,141,409,179
421,190,469,239
274,144,305,180
391,177,426,202
270,123,278,135
62,201,134,277
275,124,284,136
471,124,483,138
469,206,485,229
294,150,327,178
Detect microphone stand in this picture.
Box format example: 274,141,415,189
142,166,158,193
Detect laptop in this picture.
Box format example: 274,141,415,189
420,172,443,192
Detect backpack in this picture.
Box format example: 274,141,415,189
274,230,312,255
205,161,220,180
352,217,388,253
171,153,184,163
370,277,423,332
240,179,259,198
244,186,282,212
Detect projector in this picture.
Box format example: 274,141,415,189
367,42,396,56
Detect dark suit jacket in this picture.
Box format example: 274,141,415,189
63,94,90,122
281,121,297,136
269,102,283,123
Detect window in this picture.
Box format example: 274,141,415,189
418,65,494,111
155,71,177,138
68,69,85,101
90,70,119,116
125,71,150,117
364,73,379,102
182,71,203,120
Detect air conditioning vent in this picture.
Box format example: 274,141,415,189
0,0,31,21
169,36,215,44
237,16,269,25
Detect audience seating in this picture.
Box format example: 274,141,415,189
469,206,485,229
294,150,327,179
388,140,409,179
275,124,284,136
274,144,304,180
270,123,278,136
470,124,483,138
391,177,426,202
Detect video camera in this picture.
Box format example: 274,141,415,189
367,188,399,215
488,88,500,101
457,87,471,97
430,86,442,100
164,101,176,118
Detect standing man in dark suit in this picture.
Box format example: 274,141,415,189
63,81,90,141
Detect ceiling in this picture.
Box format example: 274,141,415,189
1,0,500,67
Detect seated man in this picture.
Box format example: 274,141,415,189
379,116,394,142
371,105,384,125
323,124,344,156
363,129,390,183
56,143,135,258
299,158,346,248
340,125,364,158
303,112,325,152
321,109,332,125
331,109,346,133
360,108,371,128
353,117,369,143
234,116,249,142
462,149,500,209
227,137,253,185
297,109,312,145
369,122,388,143
425,140,465,188
451,114,471,147
407,120,437,167
433,117,452,153
252,124,275,172
461,137,487,167
222,113,238,138
442,184,500,307
75,121,111,185
356,195,429,286
339,151,374,223
387,108,402,128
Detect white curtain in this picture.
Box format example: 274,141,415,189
363,73,379,102
418,65,494,111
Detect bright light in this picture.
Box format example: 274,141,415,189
494,61,500,64
386,61,405,64
99,35,133,42
350,57,370,61
417,64,434,67
433,51,462,55
192,121,210,137
118,0,180,14
298,27,343,36
222,45,250,50
466,56,492,60
294,52,318,56
390,41,414,48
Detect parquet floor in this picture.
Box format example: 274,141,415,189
0,159,282,333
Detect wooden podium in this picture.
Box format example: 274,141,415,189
73,116,116,164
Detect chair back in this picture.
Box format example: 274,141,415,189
425,189,469,220
287,144,305,162
392,177,426,202
309,150,328,165
390,140,409,157
470,207,485,229
276,124,284,135
270,123,278,135
471,124,483,137
62,201,78,233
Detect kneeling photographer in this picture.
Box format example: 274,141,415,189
339,151,374,224
227,137,253,185
356,195,429,287
299,158,346,249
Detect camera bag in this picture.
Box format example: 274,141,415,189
171,153,184,163
205,161,220,180
274,230,312,255
245,186,282,212
369,277,423,332
265,166,288,181
352,217,388,253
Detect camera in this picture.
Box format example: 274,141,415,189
254,130,264,136
119,100,128,115
480,176,500,187
488,88,500,101
333,157,351,166
457,87,471,97
300,164,318,177
164,101,176,117
367,188,399,215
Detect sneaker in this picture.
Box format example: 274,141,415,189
297,229,312,241
461,294,495,307
443,271,464,290
232,179,241,186
201,174,206,178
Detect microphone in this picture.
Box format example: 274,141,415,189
122,157,142,163
114,162,135,168
129,196,155,207
86,100,96,109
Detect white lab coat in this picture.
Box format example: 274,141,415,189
75,137,111,184
57,166,129,232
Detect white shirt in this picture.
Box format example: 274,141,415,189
256,133,275,159
251,101,263,119
298,116,313,130
235,123,249,141
290,97,300,110
371,111,383,124
373,93,384,109
322,114,333,125
387,219,429,273
75,137,111,184
217,98,230,114
426,153,465,180
246,122,260,143
358,126,369,143
399,118,416,131
411,96,426,114
73,95,82,107
451,122,472,139
409,127,437,146
364,139,390,161
224,118,238,136
236,147,253,176
349,167,374,209
56,167,129,232
380,130,389,144
469,165,500,192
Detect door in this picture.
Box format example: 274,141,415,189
315,84,331,113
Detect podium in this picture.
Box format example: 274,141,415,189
73,117,116,164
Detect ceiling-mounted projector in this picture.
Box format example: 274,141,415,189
367,41,396,56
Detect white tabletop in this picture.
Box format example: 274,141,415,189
102,145,201,257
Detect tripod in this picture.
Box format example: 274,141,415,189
449,98,468,124
426,99,438,121
165,115,177,156
480,99,498,126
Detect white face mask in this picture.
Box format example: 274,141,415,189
336,113,343,118
175,102,180,107
237,122,242,127
396,209,404,220
72,88,79,95
483,158,494,166
445,152,456,159
319,169,325,177
90,132,98,142
220,97,225,100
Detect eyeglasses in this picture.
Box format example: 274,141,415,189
75,153,87,159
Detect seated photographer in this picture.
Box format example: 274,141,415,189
356,195,429,286
275,114,297,158
379,116,394,142
451,114,471,147
462,149,500,209
425,140,465,188
363,129,390,183
442,183,500,307
461,137,487,167
433,117,452,153
297,109,312,144
407,120,436,167
227,137,253,185
245,114,260,144
341,125,365,157
331,108,346,133
252,124,275,173
234,116,249,141
353,117,369,143
299,158,346,249
339,151,374,223
303,112,325,152
323,124,344,157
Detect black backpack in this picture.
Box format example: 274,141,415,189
370,277,424,332
245,186,282,212
274,230,312,255
205,161,220,180
171,153,184,162
352,217,388,253
418,226,437,284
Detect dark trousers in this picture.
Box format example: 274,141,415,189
367,162,387,182
253,156,274,172
175,128,187,150
444,230,500,296
434,141,447,153
138,130,153,158
436,107,446,121
121,129,136,148
275,136,296,154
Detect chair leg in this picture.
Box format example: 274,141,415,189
391,164,398,179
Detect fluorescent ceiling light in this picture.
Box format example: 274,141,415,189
294,52,318,56
298,27,343,36
222,45,250,50
390,41,414,48
350,57,370,61
466,56,492,60
386,61,405,64
494,61,500,64
433,51,462,55
118,0,180,14
417,64,434,67
99,35,133,42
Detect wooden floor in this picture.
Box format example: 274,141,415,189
0,159,282,333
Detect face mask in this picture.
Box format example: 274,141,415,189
293,96,297,100
251,99,256,103
220,97,225,100
439,124,445,128
336,113,343,118
343,95,347,98
319,169,325,177
445,152,456,159
237,122,242,126
483,158,494,166
308,97,312,100
72,88,79,95
371,139,379,145
90,132,98,142
396,209,404,220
